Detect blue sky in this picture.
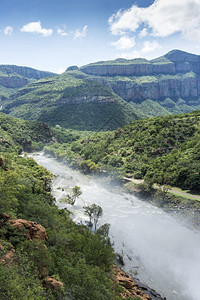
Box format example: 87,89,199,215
0,0,199,73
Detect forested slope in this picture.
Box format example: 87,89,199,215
44,110,200,191
0,113,121,300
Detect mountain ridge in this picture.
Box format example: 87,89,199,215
2,49,200,130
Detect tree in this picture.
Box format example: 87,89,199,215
66,186,82,205
84,204,103,231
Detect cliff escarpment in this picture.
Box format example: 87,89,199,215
2,50,200,129
0,65,56,99
81,50,200,77
2,71,139,130
79,50,200,115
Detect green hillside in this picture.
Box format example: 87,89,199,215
44,110,200,191
3,70,139,130
0,65,55,99
0,116,118,299
0,112,54,153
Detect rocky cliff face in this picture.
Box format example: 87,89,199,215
81,62,175,76
103,74,200,103
0,65,56,93
80,50,200,107
81,50,200,77
0,65,55,81
113,267,166,300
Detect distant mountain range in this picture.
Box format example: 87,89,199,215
0,65,55,99
1,50,200,130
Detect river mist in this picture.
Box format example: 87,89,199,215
32,153,200,300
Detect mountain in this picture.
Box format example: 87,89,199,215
0,65,56,99
80,50,200,116
2,50,200,130
2,70,139,131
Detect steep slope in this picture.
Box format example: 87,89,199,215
80,50,200,116
0,65,56,99
44,110,200,191
0,112,54,152
3,70,139,131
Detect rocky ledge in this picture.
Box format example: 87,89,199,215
113,267,166,300
0,214,63,291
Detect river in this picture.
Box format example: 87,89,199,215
31,152,200,300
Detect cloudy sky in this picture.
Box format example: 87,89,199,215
0,0,199,73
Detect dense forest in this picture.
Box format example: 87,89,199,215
0,113,127,300
44,110,200,191
1,107,200,299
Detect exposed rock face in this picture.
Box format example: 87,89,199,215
113,267,166,300
0,65,55,80
81,50,200,105
57,95,116,105
43,276,63,291
81,50,200,77
81,62,175,77
9,219,48,241
66,65,79,71
0,65,56,90
103,75,200,103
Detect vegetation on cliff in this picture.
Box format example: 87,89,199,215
0,112,54,153
0,64,55,99
0,114,124,299
3,70,139,130
0,153,119,299
44,110,200,192
2,50,200,131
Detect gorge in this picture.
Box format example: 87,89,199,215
31,152,200,300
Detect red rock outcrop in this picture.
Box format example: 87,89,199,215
43,276,63,291
113,267,165,300
9,218,48,242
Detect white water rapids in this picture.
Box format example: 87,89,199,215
32,153,200,300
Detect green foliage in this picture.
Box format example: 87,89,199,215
0,112,53,153
84,204,103,231
65,185,82,205
2,70,139,131
0,152,119,299
80,159,99,173
46,110,200,191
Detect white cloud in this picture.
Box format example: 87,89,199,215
139,28,148,38
109,0,200,41
117,50,141,59
57,28,67,37
74,25,87,39
111,35,135,50
20,21,53,37
4,26,13,35
142,40,161,53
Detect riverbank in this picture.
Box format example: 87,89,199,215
123,180,200,228
124,177,200,201
31,152,200,300
42,149,200,227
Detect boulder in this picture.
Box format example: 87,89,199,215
43,276,63,291
113,267,165,300
9,219,48,241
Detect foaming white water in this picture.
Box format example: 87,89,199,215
32,153,200,300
